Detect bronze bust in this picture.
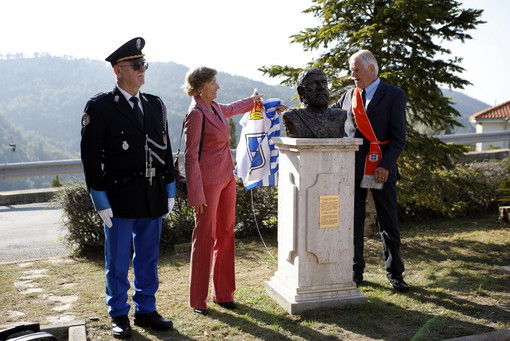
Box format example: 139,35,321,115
282,68,346,138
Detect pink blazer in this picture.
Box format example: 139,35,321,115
184,96,254,206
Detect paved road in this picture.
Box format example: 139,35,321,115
0,202,69,263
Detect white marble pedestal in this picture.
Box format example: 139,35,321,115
266,137,367,314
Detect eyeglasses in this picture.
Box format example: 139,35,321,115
117,61,149,71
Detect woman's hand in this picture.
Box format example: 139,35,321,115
250,94,264,101
193,203,207,215
250,88,263,101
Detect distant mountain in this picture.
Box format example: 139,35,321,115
0,55,298,164
0,55,493,190
0,55,300,190
442,88,490,133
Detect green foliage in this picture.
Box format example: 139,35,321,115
235,179,278,237
163,198,195,246
51,175,63,187
499,183,510,202
399,159,510,219
497,174,510,203
260,0,485,219
54,180,103,251
487,144,501,150
262,0,483,129
55,179,278,253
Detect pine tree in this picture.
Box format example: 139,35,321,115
260,0,485,216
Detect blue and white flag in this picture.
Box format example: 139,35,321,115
235,98,281,189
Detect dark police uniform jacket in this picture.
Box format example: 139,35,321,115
80,87,175,219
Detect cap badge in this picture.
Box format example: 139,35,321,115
122,141,129,150
82,113,90,127
136,38,142,50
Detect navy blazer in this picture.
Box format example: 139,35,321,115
332,81,407,182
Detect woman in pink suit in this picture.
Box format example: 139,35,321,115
183,66,262,315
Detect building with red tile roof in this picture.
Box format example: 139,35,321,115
471,100,510,151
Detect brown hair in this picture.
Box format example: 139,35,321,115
183,66,217,96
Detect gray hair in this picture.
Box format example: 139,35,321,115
350,50,379,75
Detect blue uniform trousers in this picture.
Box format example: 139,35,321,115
104,217,162,317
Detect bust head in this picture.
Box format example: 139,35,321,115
297,68,330,109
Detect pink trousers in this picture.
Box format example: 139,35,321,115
189,176,236,310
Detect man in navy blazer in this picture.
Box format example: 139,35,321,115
332,50,409,293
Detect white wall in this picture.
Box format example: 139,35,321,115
475,118,510,151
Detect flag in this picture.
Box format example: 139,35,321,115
235,98,281,189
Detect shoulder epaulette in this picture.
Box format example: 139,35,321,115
141,93,159,100
89,92,109,102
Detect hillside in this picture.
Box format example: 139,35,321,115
442,88,489,133
0,55,492,190
0,55,298,165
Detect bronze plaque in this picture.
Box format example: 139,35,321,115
319,195,339,228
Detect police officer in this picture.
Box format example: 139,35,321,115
80,37,176,339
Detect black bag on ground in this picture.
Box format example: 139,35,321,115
0,323,57,341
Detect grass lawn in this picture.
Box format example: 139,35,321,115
1,211,509,340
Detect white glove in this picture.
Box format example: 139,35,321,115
98,208,113,228
163,198,176,218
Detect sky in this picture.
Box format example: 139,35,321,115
1,0,507,106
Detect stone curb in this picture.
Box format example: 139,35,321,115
0,188,59,205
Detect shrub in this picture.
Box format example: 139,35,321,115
398,159,510,219
235,179,278,237
56,179,278,253
163,197,195,246
54,180,103,252
57,157,504,252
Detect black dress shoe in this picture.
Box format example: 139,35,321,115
193,308,208,315
389,278,410,293
214,301,237,310
353,273,363,287
112,315,132,339
134,311,173,331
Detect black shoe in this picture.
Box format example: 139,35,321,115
214,301,237,310
389,278,410,293
193,308,208,315
134,311,173,331
112,315,132,339
353,273,363,287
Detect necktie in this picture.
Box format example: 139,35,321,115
130,97,144,127
362,89,367,107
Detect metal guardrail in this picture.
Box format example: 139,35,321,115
1,131,510,180
435,130,510,144
0,153,187,180
1,159,83,180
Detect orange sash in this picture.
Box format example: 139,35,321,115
352,87,389,189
